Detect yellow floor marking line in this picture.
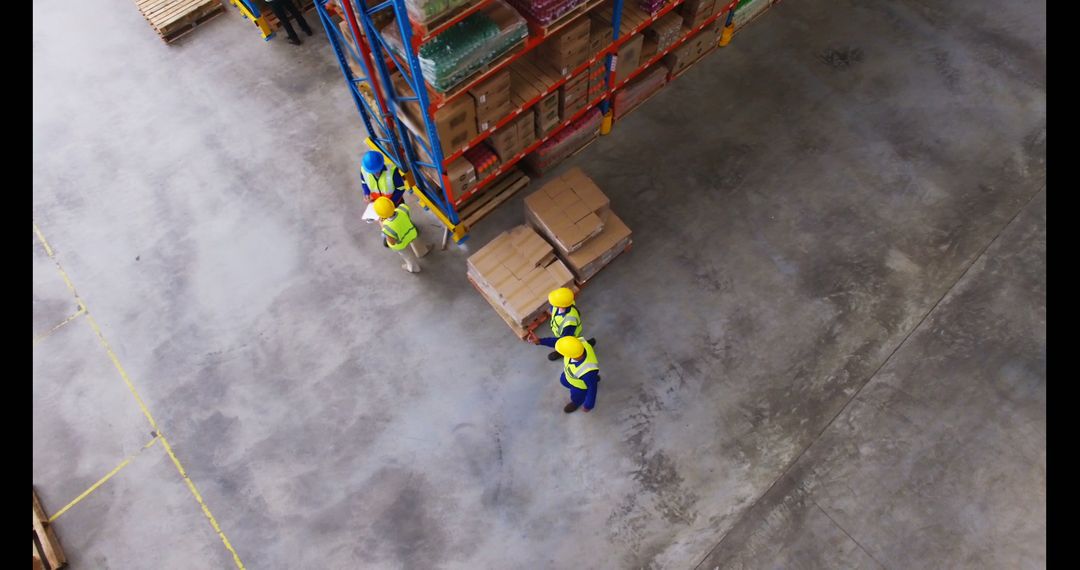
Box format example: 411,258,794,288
33,307,87,347
49,437,160,522
33,223,246,570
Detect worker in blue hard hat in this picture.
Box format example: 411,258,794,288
361,151,406,206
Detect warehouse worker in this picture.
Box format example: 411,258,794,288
374,197,431,273
362,151,406,206
536,288,595,361
265,0,313,46
554,336,601,414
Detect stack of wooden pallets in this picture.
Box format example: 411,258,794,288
134,0,225,43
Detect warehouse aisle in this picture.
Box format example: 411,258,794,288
32,0,1044,567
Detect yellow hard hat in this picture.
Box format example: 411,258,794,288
373,197,396,219
555,336,584,359
548,287,575,308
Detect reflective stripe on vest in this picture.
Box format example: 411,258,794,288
550,305,583,337
364,164,399,198
382,204,417,251
563,338,599,390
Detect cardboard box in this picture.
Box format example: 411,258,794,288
393,72,478,153
560,210,633,284
664,29,715,76
540,18,591,74
680,0,719,29
589,18,613,57
645,11,684,52
614,34,644,84
477,99,515,132
535,92,561,136
467,225,575,325
523,167,611,254
469,70,512,109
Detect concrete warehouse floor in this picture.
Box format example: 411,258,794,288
32,0,1044,566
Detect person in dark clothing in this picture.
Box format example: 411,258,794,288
266,0,313,45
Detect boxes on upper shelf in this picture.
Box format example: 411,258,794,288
470,70,513,131
538,17,592,75
614,33,644,83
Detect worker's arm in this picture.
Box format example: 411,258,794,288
361,178,372,201
535,324,577,347
580,370,600,410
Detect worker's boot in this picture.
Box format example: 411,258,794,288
547,351,561,361
563,402,579,413
587,338,597,347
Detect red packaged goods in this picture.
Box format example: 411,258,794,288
524,107,602,174
464,143,501,178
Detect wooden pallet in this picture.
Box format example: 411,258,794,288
135,0,225,43
528,0,608,38
458,169,531,228
33,489,66,570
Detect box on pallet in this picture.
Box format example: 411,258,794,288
588,14,614,56
539,17,591,75
523,167,610,253
489,110,537,160
470,70,513,131
467,225,576,325
420,154,477,199
663,21,720,75
523,167,633,284
393,72,478,153
645,11,684,52
614,34,644,83
734,0,770,28
562,211,633,283
679,0,719,28
535,91,561,136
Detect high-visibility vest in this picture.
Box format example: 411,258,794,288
550,305,583,338
363,164,401,200
563,338,599,390
381,204,418,251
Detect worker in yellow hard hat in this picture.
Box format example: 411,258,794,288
535,287,595,361
554,336,601,413
374,196,431,273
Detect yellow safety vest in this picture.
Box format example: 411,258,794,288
550,305,583,338
381,204,418,251
363,164,401,199
563,338,599,390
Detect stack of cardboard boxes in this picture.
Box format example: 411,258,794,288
469,70,513,132
613,33,644,84
467,225,576,327
642,11,684,60
679,0,720,28
393,72,478,155
559,72,589,118
523,167,632,284
534,91,561,137
488,110,538,161
663,20,722,76
538,17,592,76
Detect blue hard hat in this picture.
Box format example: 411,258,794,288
362,151,385,173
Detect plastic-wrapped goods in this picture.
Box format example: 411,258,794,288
464,142,501,178
507,0,588,27
404,0,475,25
384,1,527,92
638,0,666,15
